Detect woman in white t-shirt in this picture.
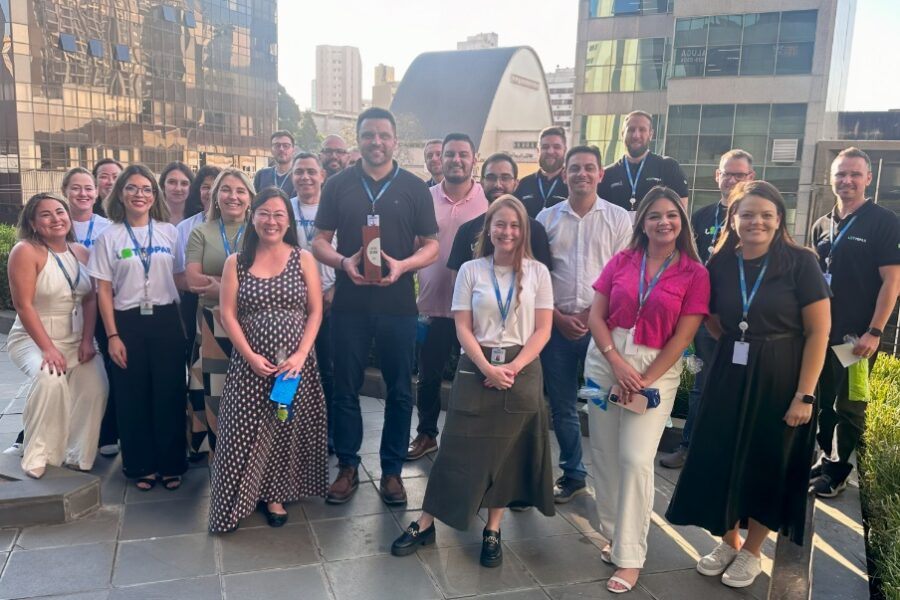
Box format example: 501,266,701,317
87,164,187,492
391,195,555,568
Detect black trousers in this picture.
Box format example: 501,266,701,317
110,303,187,478
315,310,335,446
94,304,118,447
415,317,457,438
816,349,875,481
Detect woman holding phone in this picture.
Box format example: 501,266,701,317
584,186,709,593
208,188,328,533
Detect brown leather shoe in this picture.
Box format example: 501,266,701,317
380,474,407,505
406,434,438,461
326,465,359,504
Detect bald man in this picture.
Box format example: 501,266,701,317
320,135,350,179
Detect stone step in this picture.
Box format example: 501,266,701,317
0,455,100,528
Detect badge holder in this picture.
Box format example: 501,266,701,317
490,347,507,365
362,214,382,282
732,321,750,365
71,305,84,335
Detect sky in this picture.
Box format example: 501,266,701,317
277,0,900,113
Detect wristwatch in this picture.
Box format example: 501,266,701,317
867,327,883,338
797,393,816,405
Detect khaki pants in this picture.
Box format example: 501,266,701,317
585,327,682,568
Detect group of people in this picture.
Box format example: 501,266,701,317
5,106,899,594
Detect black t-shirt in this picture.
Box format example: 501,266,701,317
253,166,295,199
445,214,553,272
691,201,727,264
597,153,690,212
316,161,438,315
709,247,831,338
809,200,900,343
514,172,569,219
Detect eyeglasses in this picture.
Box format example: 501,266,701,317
721,172,752,181
255,210,289,222
272,143,294,150
124,184,154,196
321,148,348,155
483,174,516,183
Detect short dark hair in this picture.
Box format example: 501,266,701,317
835,146,872,171
92,158,123,179
185,164,222,218
292,151,322,167
356,107,396,134
565,145,602,168
270,130,295,144
158,161,194,194
481,153,518,180
442,133,475,154
539,126,567,142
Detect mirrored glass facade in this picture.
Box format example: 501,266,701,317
0,0,278,220
581,112,666,165
584,38,670,93
589,0,673,18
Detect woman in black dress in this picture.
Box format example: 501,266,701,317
665,181,830,589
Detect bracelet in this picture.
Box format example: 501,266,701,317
600,344,614,354
340,257,349,272
108,333,120,339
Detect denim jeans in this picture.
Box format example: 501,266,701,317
540,326,589,481
331,313,416,476
315,310,335,449
415,317,457,438
680,324,717,449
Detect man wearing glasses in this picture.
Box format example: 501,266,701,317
254,130,296,197
659,148,754,469
320,135,350,180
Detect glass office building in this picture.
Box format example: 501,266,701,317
0,0,278,221
574,0,857,236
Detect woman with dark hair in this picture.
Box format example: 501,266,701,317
666,181,830,589
6,193,108,478
583,186,709,593
92,158,123,216
184,168,254,457
391,195,554,568
208,188,328,532
88,164,188,491
158,161,193,225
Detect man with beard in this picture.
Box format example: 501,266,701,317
408,134,488,461
515,127,569,218
254,130,296,197
313,107,439,506
447,153,552,273
423,139,444,187
597,111,689,213
320,135,349,179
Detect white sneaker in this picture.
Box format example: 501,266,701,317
721,549,762,588
2,442,22,456
696,541,739,576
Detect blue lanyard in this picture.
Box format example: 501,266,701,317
489,257,516,330
360,164,400,213
80,216,95,247
124,219,153,280
709,203,724,247
737,252,769,325
49,246,82,297
638,251,676,314
624,156,647,208
218,219,245,256
825,211,858,272
537,175,559,207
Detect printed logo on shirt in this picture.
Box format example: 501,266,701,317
847,236,867,243
646,177,663,184
610,182,624,188
115,246,173,260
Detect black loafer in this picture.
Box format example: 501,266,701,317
480,528,502,568
259,503,288,528
391,521,436,556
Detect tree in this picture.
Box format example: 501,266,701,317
276,83,302,136
296,111,321,153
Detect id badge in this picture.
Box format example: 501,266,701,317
823,272,832,287
624,328,638,355
367,214,380,227
490,347,506,365
71,305,84,335
732,341,750,365
140,300,154,316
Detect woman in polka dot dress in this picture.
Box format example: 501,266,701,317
209,187,328,533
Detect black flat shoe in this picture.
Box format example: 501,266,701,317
480,528,502,568
259,502,288,528
391,521,436,556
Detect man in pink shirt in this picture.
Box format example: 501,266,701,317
410,133,488,460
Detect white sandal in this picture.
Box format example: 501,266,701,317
607,575,635,594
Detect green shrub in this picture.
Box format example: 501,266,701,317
0,223,17,310
861,354,900,599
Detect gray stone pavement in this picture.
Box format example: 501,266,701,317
0,334,869,599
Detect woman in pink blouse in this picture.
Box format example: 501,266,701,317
584,186,710,593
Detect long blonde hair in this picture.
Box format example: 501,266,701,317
475,194,533,309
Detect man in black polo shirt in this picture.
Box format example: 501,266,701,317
809,147,900,498
447,153,553,272
313,107,439,506
659,148,755,469
597,111,689,213
515,126,569,218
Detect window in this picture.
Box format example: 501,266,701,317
88,39,104,58
584,38,669,93
184,10,196,27
672,10,817,78
59,33,76,53
581,112,666,161
590,0,673,18
162,5,177,22
113,44,130,62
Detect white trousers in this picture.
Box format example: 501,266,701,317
8,335,108,472
585,327,682,568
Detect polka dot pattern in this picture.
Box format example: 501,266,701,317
208,248,328,533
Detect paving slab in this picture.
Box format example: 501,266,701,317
108,575,221,600
0,542,115,599
545,580,655,599
301,480,390,521
506,534,609,586
17,506,120,549
218,521,319,573
310,512,403,561
119,496,210,540
323,553,441,600
478,590,551,600
223,565,331,600
0,529,17,552
418,543,537,598
113,534,216,587
638,568,767,599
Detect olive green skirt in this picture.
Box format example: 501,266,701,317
422,345,555,530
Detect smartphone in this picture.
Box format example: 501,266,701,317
609,385,650,415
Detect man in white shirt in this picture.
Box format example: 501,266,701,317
536,145,632,502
